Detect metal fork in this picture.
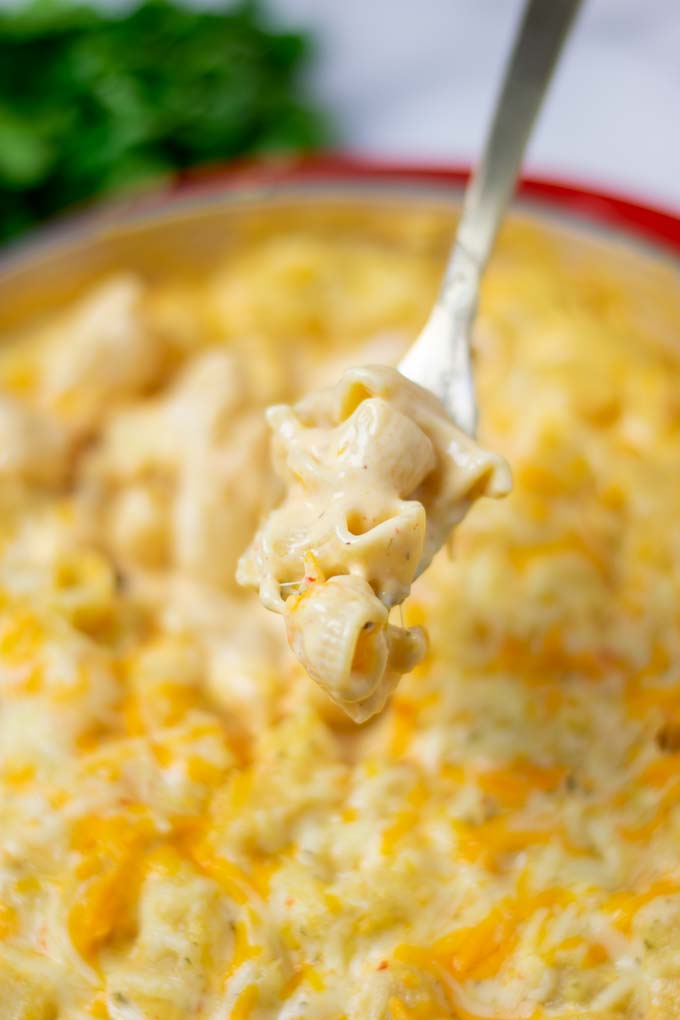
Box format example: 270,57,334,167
399,0,583,436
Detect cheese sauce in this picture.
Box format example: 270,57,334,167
0,213,680,1020
237,364,510,721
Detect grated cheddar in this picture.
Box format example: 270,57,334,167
0,209,680,1019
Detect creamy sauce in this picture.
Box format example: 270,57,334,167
238,364,510,720
1,213,680,1020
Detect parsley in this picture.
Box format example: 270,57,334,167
0,0,331,242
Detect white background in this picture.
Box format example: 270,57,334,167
273,0,680,213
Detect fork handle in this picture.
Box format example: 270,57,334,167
400,0,582,435
454,0,583,274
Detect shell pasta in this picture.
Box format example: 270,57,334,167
237,364,510,720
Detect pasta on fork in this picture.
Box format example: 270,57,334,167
237,364,511,720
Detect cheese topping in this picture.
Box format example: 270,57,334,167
0,210,680,1020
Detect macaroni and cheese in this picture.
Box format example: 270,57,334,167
237,364,510,720
1,205,680,1020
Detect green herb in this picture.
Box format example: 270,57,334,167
0,0,331,243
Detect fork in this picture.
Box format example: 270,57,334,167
399,0,583,436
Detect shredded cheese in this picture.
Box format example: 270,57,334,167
0,212,679,1018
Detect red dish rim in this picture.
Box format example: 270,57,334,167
1,154,679,266
165,154,680,256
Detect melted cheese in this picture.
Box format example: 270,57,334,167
237,365,510,721
0,213,679,1020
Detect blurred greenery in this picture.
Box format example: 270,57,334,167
0,0,332,242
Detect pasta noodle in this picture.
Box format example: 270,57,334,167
238,365,510,720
